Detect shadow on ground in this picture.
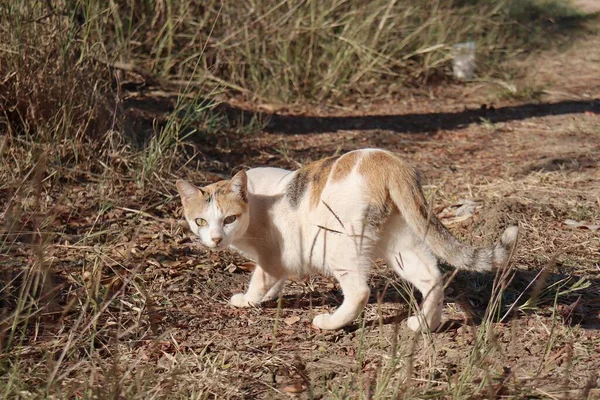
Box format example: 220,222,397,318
259,267,600,333
126,96,600,139
223,99,600,135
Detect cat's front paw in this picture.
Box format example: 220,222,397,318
312,313,337,330
230,293,250,308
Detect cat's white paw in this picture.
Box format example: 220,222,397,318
406,315,441,332
312,313,336,330
230,293,250,308
406,315,423,332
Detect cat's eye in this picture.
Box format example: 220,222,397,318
223,215,237,225
195,218,207,227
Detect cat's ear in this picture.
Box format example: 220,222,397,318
228,170,247,202
176,180,204,203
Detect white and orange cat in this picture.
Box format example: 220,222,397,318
176,149,518,332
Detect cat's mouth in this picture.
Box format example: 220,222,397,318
193,238,226,251
191,237,211,248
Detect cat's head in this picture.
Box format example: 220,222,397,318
176,170,249,250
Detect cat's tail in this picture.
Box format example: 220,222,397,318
389,177,519,271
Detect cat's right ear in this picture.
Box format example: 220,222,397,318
176,180,204,203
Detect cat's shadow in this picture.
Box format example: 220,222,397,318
260,268,600,332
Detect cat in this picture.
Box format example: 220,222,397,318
176,149,518,332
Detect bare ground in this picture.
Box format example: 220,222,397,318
2,32,600,400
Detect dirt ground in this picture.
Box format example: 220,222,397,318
573,0,600,14
3,25,600,400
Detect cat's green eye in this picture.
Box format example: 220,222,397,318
195,218,207,227
223,215,237,225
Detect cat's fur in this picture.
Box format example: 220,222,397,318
176,149,518,331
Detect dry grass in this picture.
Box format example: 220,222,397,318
11,0,591,104
1,0,599,398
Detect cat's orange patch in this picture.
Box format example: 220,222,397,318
306,156,338,208
356,151,420,227
331,151,360,182
179,179,248,220
305,151,361,209
212,178,249,216
358,151,395,205
215,193,249,217
287,156,339,209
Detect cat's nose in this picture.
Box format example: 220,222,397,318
212,237,223,245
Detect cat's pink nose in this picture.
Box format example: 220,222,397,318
212,237,223,245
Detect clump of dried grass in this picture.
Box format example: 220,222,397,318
84,0,590,103
0,4,164,396
0,5,116,152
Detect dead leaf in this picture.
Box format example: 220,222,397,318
162,260,181,268
283,316,301,326
147,259,161,268
238,262,256,272
282,382,306,394
257,103,276,113
257,103,285,113
564,219,600,231
442,214,473,226
102,276,123,293
226,264,238,273
439,199,482,226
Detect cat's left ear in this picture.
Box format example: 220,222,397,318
176,180,202,204
228,170,248,202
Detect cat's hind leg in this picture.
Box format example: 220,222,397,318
261,278,287,302
388,247,443,332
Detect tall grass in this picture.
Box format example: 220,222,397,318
100,0,588,103
10,0,585,106
1,2,115,150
